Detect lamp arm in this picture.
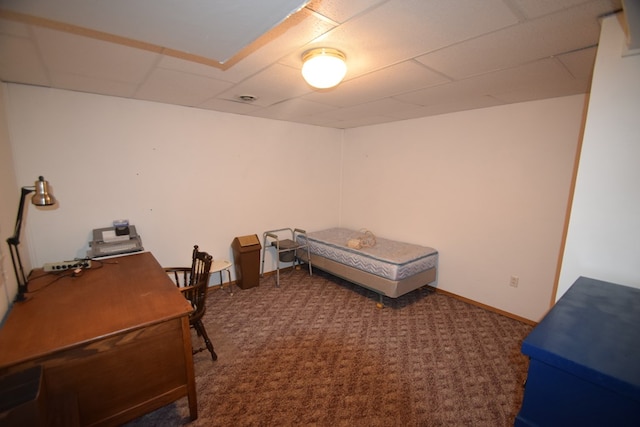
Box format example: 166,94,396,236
6,186,35,301
6,186,35,246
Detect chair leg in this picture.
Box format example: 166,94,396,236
193,320,217,361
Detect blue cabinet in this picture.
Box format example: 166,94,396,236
515,277,640,426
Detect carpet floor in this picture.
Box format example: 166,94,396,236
126,268,532,426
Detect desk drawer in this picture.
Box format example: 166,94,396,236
5,318,190,426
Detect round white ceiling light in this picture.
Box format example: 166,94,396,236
301,48,347,89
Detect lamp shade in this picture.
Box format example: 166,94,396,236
301,48,347,89
31,176,56,206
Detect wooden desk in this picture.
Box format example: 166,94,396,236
0,252,197,426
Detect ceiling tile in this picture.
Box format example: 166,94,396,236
487,58,578,94
556,46,597,79
156,56,235,83
508,0,620,19
333,115,400,129
403,96,506,118
416,1,613,80
395,57,575,106
216,63,313,107
135,68,233,106
492,60,592,103
249,98,336,120
312,97,421,121
310,0,519,80
305,0,388,23
303,60,450,107
32,26,160,84
0,33,49,85
292,114,340,127
492,79,590,103
0,17,31,37
49,72,139,98
198,97,263,114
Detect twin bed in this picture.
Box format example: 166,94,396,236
295,228,438,305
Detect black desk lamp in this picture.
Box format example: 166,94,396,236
6,176,57,301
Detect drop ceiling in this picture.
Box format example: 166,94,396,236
0,0,624,129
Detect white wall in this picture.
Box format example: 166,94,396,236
557,14,640,299
4,85,342,281
0,84,21,317
3,84,586,323
342,96,585,321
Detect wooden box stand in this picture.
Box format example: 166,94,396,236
516,276,640,426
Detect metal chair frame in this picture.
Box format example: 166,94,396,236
260,228,312,287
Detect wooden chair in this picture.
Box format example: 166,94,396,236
165,245,217,361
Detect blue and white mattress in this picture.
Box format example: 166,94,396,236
297,228,438,281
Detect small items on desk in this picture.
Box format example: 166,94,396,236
113,219,130,236
87,224,144,258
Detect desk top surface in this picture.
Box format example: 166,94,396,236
522,276,640,400
0,252,192,368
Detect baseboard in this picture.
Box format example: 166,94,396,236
430,286,537,326
207,266,291,292
208,268,537,326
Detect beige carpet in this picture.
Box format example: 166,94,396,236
126,268,532,426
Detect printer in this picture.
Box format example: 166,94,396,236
88,225,144,258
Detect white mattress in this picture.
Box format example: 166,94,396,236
297,228,438,281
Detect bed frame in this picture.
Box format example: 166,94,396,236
297,242,437,307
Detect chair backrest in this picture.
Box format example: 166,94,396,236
182,245,213,321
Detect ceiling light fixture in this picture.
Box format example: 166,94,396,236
301,48,347,89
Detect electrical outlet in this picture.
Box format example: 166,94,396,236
509,275,519,288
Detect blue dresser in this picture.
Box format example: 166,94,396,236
515,276,640,426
